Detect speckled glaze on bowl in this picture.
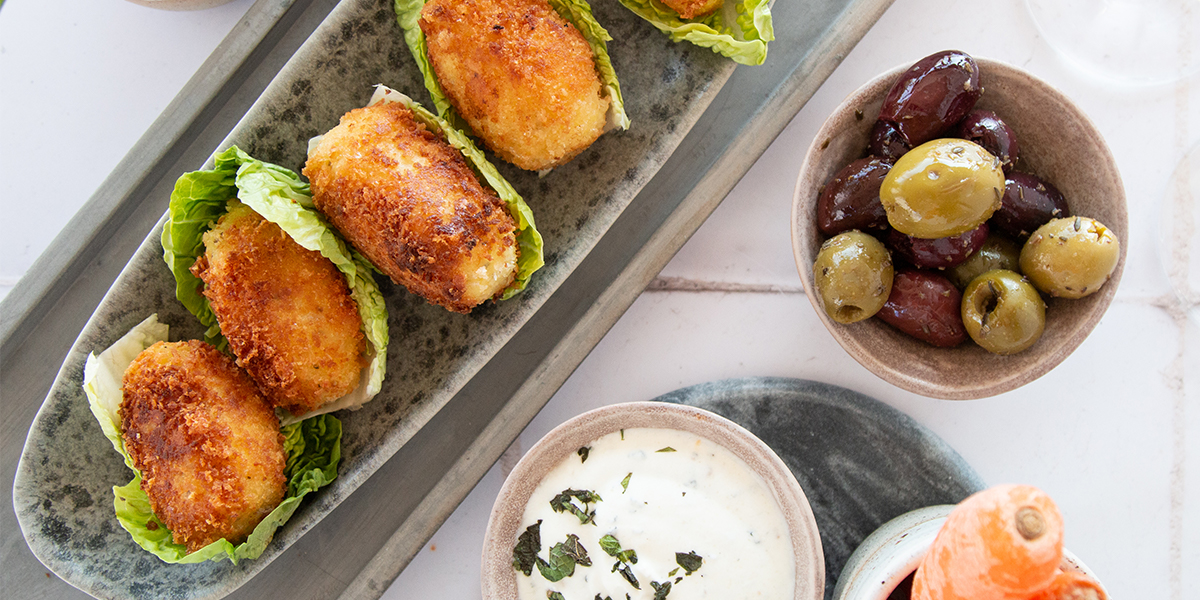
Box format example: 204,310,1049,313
481,401,824,600
791,57,1128,400
832,504,1104,600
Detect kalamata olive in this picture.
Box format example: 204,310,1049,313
814,231,894,324
994,172,1070,238
961,269,1046,355
1020,216,1119,299
817,157,893,236
877,269,967,347
887,222,989,269
878,50,982,148
868,120,910,160
954,110,1019,172
947,232,1022,289
880,138,1004,238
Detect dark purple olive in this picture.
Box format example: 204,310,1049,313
877,269,967,347
955,109,1019,172
817,157,893,236
878,50,982,148
887,222,989,269
993,172,1070,238
868,120,910,160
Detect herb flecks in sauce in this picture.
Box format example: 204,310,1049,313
599,534,638,564
537,534,592,582
512,520,543,576
548,592,565,600
550,489,602,525
577,446,591,463
620,473,632,493
676,551,703,575
650,580,673,600
655,447,677,453
614,562,640,589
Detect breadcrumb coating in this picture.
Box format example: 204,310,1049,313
121,340,286,553
420,0,610,171
191,202,367,415
303,102,519,313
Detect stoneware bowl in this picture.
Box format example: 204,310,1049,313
481,401,824,600
832,504,1104,600
791,56,1128,400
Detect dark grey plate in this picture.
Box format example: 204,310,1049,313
657,377,986,600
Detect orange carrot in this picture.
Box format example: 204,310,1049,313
912,484,1064,600
1027,569,1109,600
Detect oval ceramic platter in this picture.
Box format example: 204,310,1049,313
12,0,738,598
655,377,986,600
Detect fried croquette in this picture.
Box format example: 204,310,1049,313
661,0,723,19
120,340,286,553
303,102,519,313
420,0,610,171
190,201,367,415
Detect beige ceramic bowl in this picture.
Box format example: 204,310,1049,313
481,401,824,600
791,57,1128,400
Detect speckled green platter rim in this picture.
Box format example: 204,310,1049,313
13,0,736,597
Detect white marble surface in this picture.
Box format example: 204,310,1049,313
1,0,1196,599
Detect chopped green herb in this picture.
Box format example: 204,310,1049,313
668,567,679,577
620,429,625,440
650,580,672,600
537,534,590,582
620,472,632,493
594,595,613,600
550,489,602,525
675,551,703,575
577,446,591,463
674,577,683,584
512,520,542,576
613,562,640,589
655,447,676,453
599,534,637,563
548,592,565,600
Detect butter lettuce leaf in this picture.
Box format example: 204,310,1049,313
368,86,545,298
393,0,628,131
83,316,343,564
617,0,774,66
161,146,388,416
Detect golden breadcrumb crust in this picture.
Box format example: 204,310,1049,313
661,0,723,19
420,0,610,171
121,340,286,553
303,102,518,313
191,202,367,416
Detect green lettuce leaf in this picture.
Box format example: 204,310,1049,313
368,86,545,298
393,0,628,132
617,0,774,66
161,146,388,416
83,316,343,564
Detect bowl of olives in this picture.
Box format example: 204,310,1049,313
792,51,1127,400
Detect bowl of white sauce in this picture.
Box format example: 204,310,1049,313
482,401,824,600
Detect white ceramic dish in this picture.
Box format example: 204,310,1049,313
833,504,1103,600
481,401,825,600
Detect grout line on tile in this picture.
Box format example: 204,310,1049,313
645,276,804,294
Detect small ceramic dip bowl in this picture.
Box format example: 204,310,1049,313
481,401,824,600
833,505,1103,600
791,56,1128,400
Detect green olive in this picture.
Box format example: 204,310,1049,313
961,269,1046,355
947,232,1022,289
1020,216,1119,299
814,231,894,324
880,138,1005,238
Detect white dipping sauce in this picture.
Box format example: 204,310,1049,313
515,428,795,600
